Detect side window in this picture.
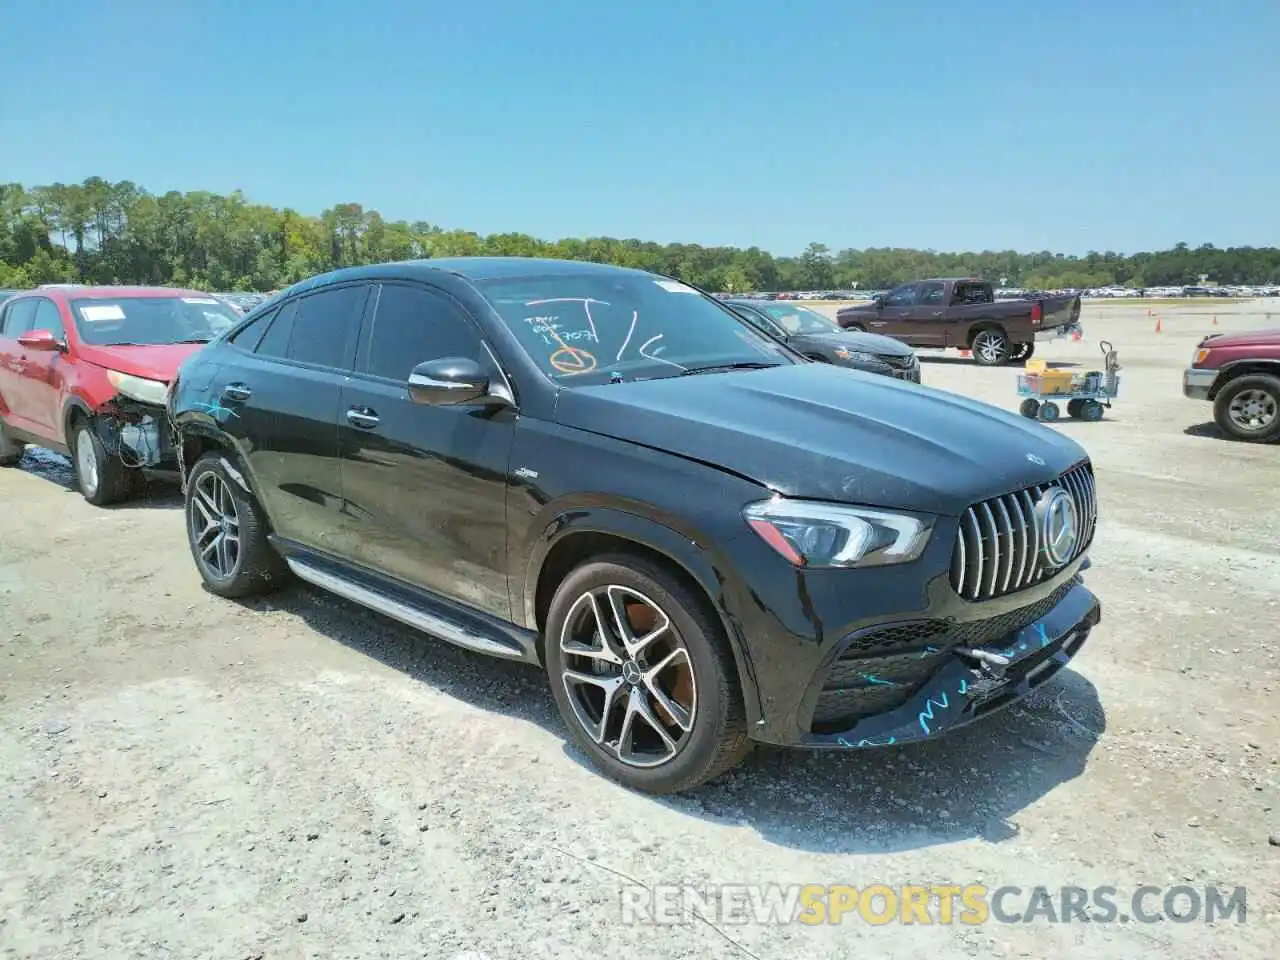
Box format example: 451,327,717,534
884,283,918,307
952,283,990,305
730,306,773,337
255,300,297,359
917,281,945,306
2,299,38,336
229,307,278,352
364,284,485,382
286,285,366,369
33,299,66,340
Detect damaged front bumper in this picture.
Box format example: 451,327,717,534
803,581,1101,749
94,397,178,470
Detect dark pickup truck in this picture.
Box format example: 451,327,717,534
836,278,1082,366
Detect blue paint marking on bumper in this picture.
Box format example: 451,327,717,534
807,580,1101,750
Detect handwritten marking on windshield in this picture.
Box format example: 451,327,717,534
550,347,598,374
525,298,607,343
616,310,637,361
639,334,686,371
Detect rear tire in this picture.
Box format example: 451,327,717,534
1067,399,1086,418
544,554,751,794
1081,400,1104,422
1213,374,1280,443
1039,401,1061,422
0,418,24,466
71,420,137,505
1010,342,1035,362
1019,398,1040,419
185,452,289,598
971,329,1010,366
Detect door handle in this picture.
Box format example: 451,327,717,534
222,383,252,401
346,407,379,429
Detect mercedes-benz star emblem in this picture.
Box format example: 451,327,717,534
1035,487,1079,569
621,661,643,685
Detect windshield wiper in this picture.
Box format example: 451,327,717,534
170,337,212,344
679,361,783,377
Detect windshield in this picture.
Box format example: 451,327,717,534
70,296,241,346
758,303,839,335
477,273,797,384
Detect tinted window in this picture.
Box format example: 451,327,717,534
33,298,66,340
2,299,38,336
365,284,485,382
285,285,365,369
229,307,277,351
729,304,783,338
761,303,836,334
255,301,296,358
884,284,917,307
952,283,991,305
917,281,946,305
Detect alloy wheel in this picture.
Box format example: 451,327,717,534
75,429,99,497
974,332,1007,364
1228,388,1276,432
558,585,698,768
189,471,241,579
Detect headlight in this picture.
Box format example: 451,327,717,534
106,370,169,406
742,497,933,568
834,349,880,363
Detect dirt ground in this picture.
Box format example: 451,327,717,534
2,300,1277,959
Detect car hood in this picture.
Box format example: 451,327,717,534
76,343,206,382
790,330,914,357
554,364,1089,516
1201,328,1280,349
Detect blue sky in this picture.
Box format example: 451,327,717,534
2,0,1277,255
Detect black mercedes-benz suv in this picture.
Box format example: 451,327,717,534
170,257,1101,794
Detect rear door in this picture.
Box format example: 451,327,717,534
0,298,39,433
337,281,516,619
209,283,370,556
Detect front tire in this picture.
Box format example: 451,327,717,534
71,420,136,505
185,452,289,598
0,418,24,466
544,555,750,794
1213,374,1280,443
971,329,1010,366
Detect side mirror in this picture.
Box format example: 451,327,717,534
408,357,494,406
18,329,64,352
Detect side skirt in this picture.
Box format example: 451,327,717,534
271,538,540,665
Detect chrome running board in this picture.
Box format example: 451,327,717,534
285,557,526,661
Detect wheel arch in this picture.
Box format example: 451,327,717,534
524,508,763,726
966,320,1007,346
1207,360,1280,401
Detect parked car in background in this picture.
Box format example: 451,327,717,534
170,257,1101,794
0,286,240,502
725,298,920,382
1182,328,1280,443
836,278,1082,366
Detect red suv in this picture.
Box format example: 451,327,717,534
0,285,241,503
1182,327,1280,443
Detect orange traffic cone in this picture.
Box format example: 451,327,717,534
1154,316,1162,334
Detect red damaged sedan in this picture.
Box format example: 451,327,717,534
0,285,240,504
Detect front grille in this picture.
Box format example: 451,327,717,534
950,461,1096,602
878,354,916,369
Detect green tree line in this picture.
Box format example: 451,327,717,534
3,178,1279,293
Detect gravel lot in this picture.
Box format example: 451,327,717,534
2,300,1277,959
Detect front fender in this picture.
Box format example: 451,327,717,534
520,501,765,728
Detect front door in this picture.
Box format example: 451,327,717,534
210,283,369,557
867,283,918,340
898,280,947,347
337,281,515,620
21,297,71,436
